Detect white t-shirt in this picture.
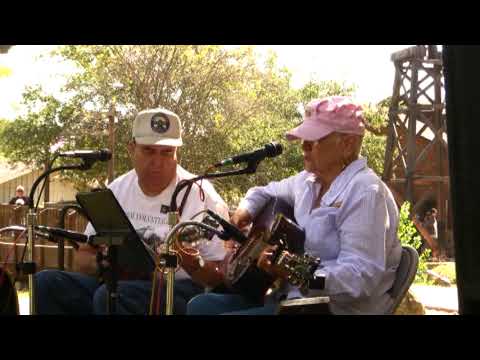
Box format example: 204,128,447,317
84,165,229,281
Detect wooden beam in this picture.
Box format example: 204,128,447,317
393,125,408,171
391,46,427,62
389,176,450,184
0,45,12,54
406,59,420,203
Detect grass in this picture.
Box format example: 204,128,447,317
430,263,456,284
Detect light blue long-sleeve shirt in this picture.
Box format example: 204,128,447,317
238,158,402,314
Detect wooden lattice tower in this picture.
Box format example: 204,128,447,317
383,45,452,257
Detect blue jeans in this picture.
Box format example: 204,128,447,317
187,293,277,315
34,269,203,315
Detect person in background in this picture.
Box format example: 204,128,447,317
9,185,31,206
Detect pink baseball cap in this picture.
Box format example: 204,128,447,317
286,96,365,141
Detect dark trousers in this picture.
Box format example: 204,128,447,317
34,269,203,315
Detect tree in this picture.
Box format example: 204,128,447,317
361,101,389,176
52,45,304,204
2,46,392,208
0,86,85,201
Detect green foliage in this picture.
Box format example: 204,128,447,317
48,45,364,202
430,263,456,284
398,201,432,284
0,86,65,168
3,46,392,209
360,102,389,176
361,131,386,175
363,102,389,131
0,118,7,134
296,80,357,110
49,45,314,203
0,65,12,78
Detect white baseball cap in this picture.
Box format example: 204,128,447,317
133,108,183,146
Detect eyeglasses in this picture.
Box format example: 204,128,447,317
301,133,340,150
301,140,318,150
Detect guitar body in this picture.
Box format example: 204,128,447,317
223,198,305,305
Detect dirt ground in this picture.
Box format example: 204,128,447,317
410,284,458,314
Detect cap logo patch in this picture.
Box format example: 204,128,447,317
151,113,170,133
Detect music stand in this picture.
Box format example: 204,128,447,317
75,189,156,314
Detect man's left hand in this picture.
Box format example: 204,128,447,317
257,245,289,280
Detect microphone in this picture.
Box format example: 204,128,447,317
206,210,248,244
58,149,112,162
178,216,225,244
35,225,89,244
213,142,283,167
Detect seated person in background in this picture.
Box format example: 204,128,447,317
423,208,438,241
35,108,229,315
187,96,403,315
9,185,31,206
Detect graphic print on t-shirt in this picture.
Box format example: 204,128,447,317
136,226,169,254
123,210,170,254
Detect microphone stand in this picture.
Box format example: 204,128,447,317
25,159,96,315
57,204,86,270
162,160,261,315
89,231,127,315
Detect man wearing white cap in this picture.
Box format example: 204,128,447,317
9,185,31,206
187,96,403,315
35,108,229,315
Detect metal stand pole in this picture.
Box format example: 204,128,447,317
26,209,36,315
163,211,179,315
25,160,98,315
91,234,124,315
106,245,118,314
161,218,225,315
161,159,264,315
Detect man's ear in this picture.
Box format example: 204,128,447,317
127,142,135,158
176,147,181,162
347,134,362,152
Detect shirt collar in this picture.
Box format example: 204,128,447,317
321,157,368,206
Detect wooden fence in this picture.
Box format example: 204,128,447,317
0,204,88,278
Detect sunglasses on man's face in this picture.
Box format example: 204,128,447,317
301,133,338,148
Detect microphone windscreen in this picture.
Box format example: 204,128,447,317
265,142,283,157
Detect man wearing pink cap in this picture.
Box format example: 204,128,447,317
188,96,403,315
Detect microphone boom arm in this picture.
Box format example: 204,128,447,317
169,160,259,212
25,159,101,315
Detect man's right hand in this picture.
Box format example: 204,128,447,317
225,208,253,250
72,243,98,276
230,207,253,230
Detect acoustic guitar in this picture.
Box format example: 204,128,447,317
220,198,321,305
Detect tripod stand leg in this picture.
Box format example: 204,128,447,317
106,245,118,315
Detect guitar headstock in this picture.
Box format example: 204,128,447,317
275,251,322,290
